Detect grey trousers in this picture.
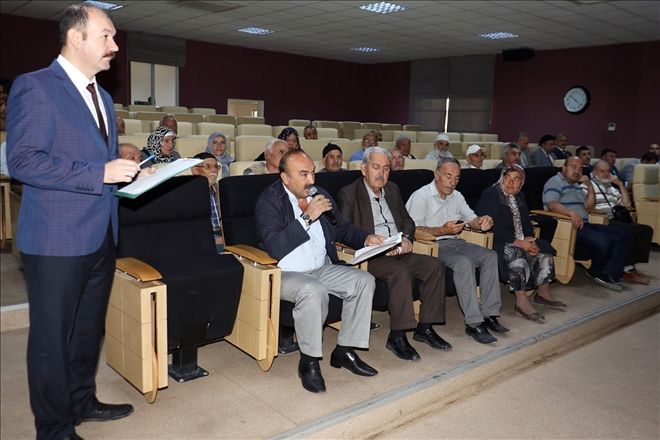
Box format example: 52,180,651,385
280,262,375,358
437,239,502,325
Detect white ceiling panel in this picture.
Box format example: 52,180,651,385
1,1,658,64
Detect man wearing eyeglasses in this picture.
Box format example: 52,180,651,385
192,152,223,252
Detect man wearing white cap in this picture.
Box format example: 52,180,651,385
464,144,485,169
425,134,454,161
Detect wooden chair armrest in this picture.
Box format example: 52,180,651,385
529,209,571,221
116,257,162,282
414,228,436,241
335,242,356,255
225,244,277,265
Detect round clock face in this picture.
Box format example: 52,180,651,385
563,86,590,114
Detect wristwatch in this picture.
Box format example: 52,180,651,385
301,213,312,227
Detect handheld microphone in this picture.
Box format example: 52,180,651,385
308,186,337,225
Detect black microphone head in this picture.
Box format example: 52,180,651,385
308,185,319,197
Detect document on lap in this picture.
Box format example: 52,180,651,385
346,232,402,265
115,158,203,199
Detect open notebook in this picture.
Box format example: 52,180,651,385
115,158,202,199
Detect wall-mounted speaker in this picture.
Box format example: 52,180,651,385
502,48,535,62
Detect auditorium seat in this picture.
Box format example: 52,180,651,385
416,131,439,143
460,133,481,143
128,104,158,112
382,123,402,130
161,106,188,114
289,119,310,126
206,114,237,125
361,122,383,130
135,111,167,122
378,141,395,149
445,132,461,142
339,121,361,139
175,136,208,158
299,140,327,160
402,124,421,131
234,135,274,161
119,134,149,148
115,109,129,119
236,116,265,125
237,124,273,137
150,120,194,137
480,133,498,142
173,113,204,124
487,142,505,160
229,161,260,176
316,127,339,139
403,159,436,171
348,160,361,170
197,122,235,140
113,103,125,110
449,141,464,158
632,164,660,245
410,142,434,159
190,107,216,115
312,120,341,130
392,130,418,142
122,118,143,135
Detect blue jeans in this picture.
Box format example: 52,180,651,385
574,223,630,281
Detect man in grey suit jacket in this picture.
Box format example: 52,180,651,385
338,147,450,362
531,134,557,167
7,4,140,438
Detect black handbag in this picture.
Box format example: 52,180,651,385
593,180,632,223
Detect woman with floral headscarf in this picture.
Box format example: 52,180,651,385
205,132,234,178
254,127,300,161
140,126,180,167
476,165,565,324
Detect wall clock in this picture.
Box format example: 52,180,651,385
563,86,590,114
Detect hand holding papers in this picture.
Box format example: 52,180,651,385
115,158,202,199
346,232,402,265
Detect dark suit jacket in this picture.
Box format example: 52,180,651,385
7,60,118,256
530,148,556,167
255,180,369,263
337,178,415,240
476,185,555,275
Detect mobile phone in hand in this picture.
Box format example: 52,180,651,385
455,220,464,224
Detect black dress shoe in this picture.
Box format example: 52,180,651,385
386,334,420,361
413,327,452,351
298,359,326,393
78,398,134,423
278,328,299,354
62,430,84,440
484,316,510,334
330,349,378,376
465,323,497,344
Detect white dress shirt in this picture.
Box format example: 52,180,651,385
405,181,477,238
57,54,109,132
277,184,327,272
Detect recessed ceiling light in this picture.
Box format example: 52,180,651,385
351,47,380,53
359,2,407,14
238,27,274,35
84,0,123,10
479,32,519,40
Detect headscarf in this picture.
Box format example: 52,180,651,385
277,127,300,149
145,126,177,163
495,164,526,240
205,132,234,178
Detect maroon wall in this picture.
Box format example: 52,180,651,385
0,14,130,103
1,13,410,126
180,41,411,126
491,41,660,157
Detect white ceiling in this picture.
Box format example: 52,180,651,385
2,1,659,64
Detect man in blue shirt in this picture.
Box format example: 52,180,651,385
543,157,629,291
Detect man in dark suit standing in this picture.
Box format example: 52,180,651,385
7,4,139,439
338,147,450,362
255,149,381,393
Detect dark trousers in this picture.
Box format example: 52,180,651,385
609,220,654,266
574,223,629,281
367,252,446,330
23,227,115,440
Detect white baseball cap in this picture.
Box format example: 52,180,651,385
466,144,483,156
436,134,450,142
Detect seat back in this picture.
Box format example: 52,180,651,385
402,124,421,131
190,107,216,115
521,166,561,211
161,106,188,114
237,124,273,137
197,122,235,140
455,168,501,209
206,114,237,125
289,119,310,126
175,136,208,158
123,118,143,135
172,113,204,124
236,116,265,125
235,135,274,161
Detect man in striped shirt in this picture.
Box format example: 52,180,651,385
542,157,629,291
